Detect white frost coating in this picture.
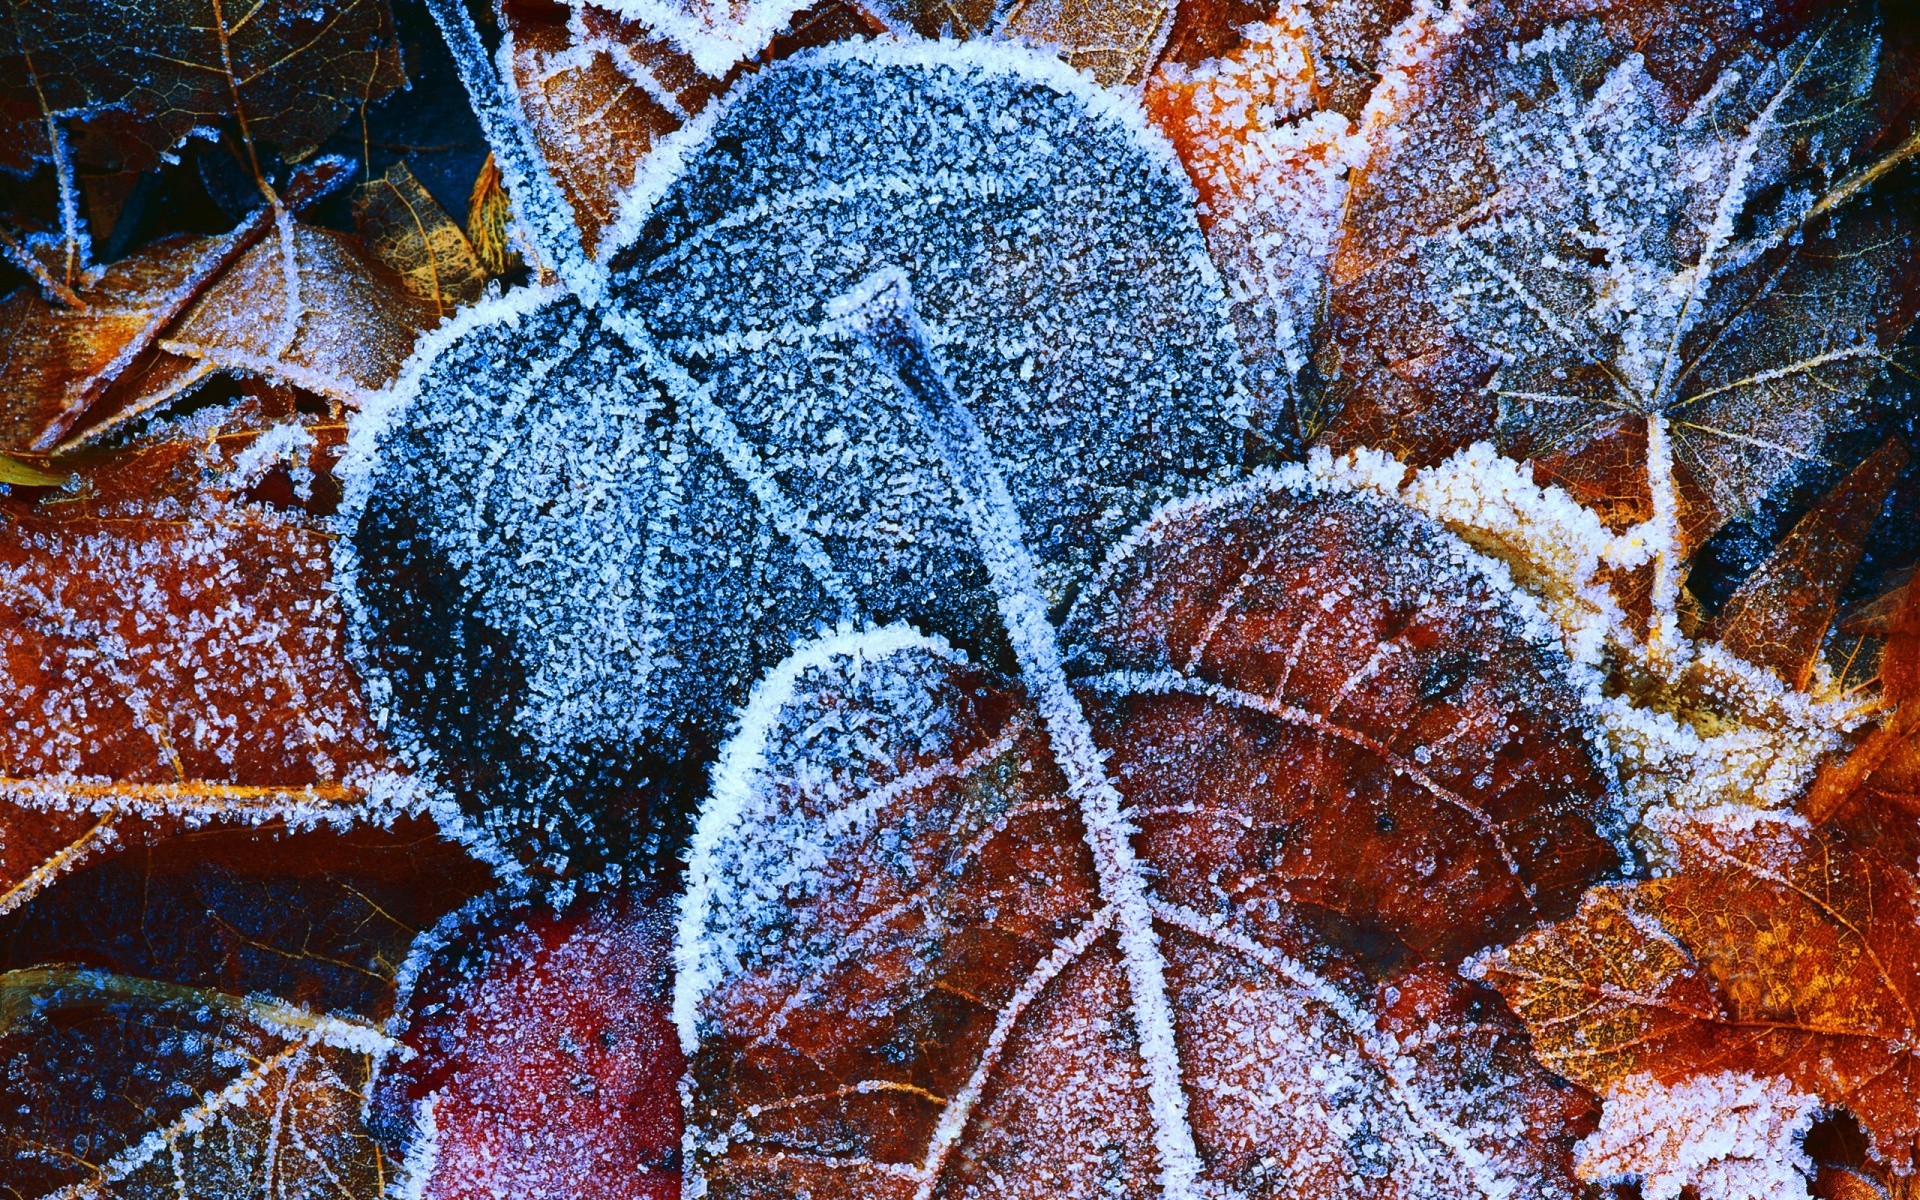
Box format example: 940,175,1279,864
1306,442,1858,856
603,34,1208,264
577,0,808,77
840,271,1205,1198
423,0,606,301
673,620,956,1052
386,1097,440,1200
1578,1072,1822,1200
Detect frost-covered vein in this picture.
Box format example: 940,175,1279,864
838,270,1204,1199
1186,546,1269,674
0,811,117,916
642,170,1041,287
1652,21,1839,405
911,907,1115,1199
601,308,859,615
1149,900,1511,1198
747,751,1062,1054
1667,345,1882,411
1082,669,1540,906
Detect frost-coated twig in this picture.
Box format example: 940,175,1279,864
422,0,605,303
833,268,1204,1200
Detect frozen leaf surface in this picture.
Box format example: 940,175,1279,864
675,471,1623,1198
343,44,1250,869
0,819,491,1199
354,160,490,315
1319,7,1916,562
1473,808,1920,1172
372,887,683,1200
0,421,401,829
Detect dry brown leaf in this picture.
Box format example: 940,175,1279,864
0,232,252,452
0,421,400,833
355,159,490,314
0,158,354,453
0,0,404,179
502,0,724,261
466,151,521,277
0,818,492,1198
1707,438,1909,690
678,474,1621,1198
1472,808,1920,1175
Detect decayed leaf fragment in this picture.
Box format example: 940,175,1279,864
0,0,405,178
1472,808,1920,1176
675,471,1622,1198
372,887,683,1200
355,160,490,313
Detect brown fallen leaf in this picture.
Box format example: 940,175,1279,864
0,157,353,453
0,818,492,1198
466,152,521,277
502,0,724,262
0,0,405,179
1472,807,1920,1177
1316,2,1918,565
0,420,400,840
355,160,490,314
1708,438,1909,690
677,473,1621,1197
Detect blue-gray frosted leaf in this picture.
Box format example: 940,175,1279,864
341,43,1252,870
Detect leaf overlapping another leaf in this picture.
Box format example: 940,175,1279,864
0,819,491,1200
0,0,405,179
675,471,1623,1199
1473,806,1920,1176
1316,3,1918,569
341,44,1253,870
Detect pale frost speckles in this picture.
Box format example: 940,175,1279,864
340,44,1250,870
837,271,1202,1197
1423,10,1892,553
678,616,1593,1198
1307,443,1856,857
1576,1072,1823,1200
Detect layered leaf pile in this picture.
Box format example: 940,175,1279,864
1,0,1917,1197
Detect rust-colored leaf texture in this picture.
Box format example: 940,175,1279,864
3,0,1919,1197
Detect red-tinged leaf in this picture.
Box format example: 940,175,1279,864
675,473,1621,1198
372,887,683,1200
1708,438,1908,689
0,420,400,827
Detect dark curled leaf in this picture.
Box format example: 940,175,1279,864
341,43,1253,871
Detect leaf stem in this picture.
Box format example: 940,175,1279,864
421,0,604,302
836,269,1205,1200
